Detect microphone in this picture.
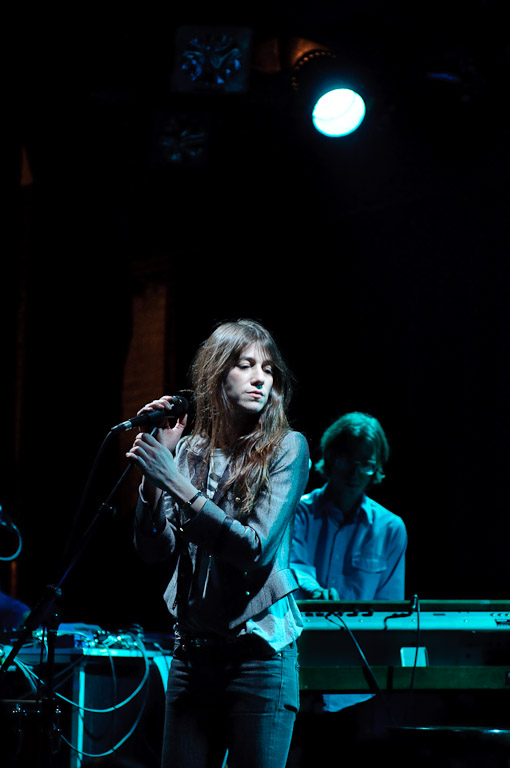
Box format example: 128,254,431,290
110,395,189,433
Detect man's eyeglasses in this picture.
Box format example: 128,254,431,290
334,457,377,476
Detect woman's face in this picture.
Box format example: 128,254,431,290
224,343,274,416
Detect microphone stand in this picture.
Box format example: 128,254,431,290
0,428,145,767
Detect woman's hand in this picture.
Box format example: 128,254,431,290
127,395,188,497
127,431,180,492
128,411,201,509
134,396,188,453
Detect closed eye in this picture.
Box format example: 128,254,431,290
237,356,273,374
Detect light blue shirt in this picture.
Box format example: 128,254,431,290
290,484,407,710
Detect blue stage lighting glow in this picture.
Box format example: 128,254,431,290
172,26,252,93
312,88,366,137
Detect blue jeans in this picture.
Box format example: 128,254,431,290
161,638,300,768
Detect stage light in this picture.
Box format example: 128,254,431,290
312,88,366,137
151,110,209,167
171,25,253,93
288,41,369,138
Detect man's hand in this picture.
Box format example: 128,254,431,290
310,587,340,600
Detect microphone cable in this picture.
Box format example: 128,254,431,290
325,612,381,694
0,505,23,561
409,594,421,690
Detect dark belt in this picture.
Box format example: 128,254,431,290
180,634,238,651
176,633,277,661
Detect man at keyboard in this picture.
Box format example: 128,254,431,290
289,412,407,764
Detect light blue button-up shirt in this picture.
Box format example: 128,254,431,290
290,484,407,710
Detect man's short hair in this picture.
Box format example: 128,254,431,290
315,411,390,484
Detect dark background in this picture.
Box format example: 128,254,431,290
5,1,510,632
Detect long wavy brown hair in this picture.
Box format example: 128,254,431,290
187,319,294,519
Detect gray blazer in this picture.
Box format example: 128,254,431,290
134,430,310,631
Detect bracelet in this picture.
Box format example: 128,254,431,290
180,490,203,516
